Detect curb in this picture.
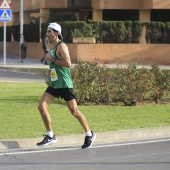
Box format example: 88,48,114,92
1,126,170,151
0,65,48,74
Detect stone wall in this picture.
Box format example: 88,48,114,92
0,42,170,65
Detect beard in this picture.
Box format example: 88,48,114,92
47,35,56,43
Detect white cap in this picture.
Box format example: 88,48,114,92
48,22,63,39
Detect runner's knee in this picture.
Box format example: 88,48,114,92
38,103,48,112
70,108,79,117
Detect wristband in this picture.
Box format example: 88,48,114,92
45,50,49,54
52,58,56,65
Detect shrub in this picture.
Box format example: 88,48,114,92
2,21,170,43
149,65,170,103
111,62,155,106
132,21,143,43
72,62,154,105
72,62,113,104
71,24,99,38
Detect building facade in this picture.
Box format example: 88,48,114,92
10,0,170,24
9,0,170,43
1,0,170,65
2,0,170,29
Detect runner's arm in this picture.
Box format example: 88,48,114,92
45,43,71,68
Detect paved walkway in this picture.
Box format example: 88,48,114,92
0,54,170,151
1,54,170,70
0,54,49,69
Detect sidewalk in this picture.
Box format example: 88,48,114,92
0,54,170,151
0,54,170,70
0,54,48,69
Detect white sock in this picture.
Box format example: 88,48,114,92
47,131,53,138
86,130,92,136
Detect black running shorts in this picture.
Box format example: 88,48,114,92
45,86,76,101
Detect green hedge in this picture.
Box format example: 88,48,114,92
1,21,170,43
72,62,170,106
145,21,170,43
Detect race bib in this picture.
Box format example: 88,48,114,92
50,68,58,81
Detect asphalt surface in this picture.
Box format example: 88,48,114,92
0,54,170,151
0,138,170,170
0,69,44,82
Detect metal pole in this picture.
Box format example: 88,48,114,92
3,22,6,65
20,0,24,63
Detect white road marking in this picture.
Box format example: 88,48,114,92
91,138,170,149
0,138,170,156
0,147,79,156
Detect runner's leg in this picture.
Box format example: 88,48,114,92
66,99,90,132
38,92,55,131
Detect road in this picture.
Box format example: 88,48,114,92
0,69,44,82
0,138,170,170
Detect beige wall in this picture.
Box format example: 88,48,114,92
11,0,68,12
0,42,170,65
93,9,103,20
75,44,170,65
91,0,170,9
0,42,43,59
91,0,152,9
152,0,170,9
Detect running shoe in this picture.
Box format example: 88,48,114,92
82,131,96,149
37,135,57,146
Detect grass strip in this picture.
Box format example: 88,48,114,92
0,82,170,139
